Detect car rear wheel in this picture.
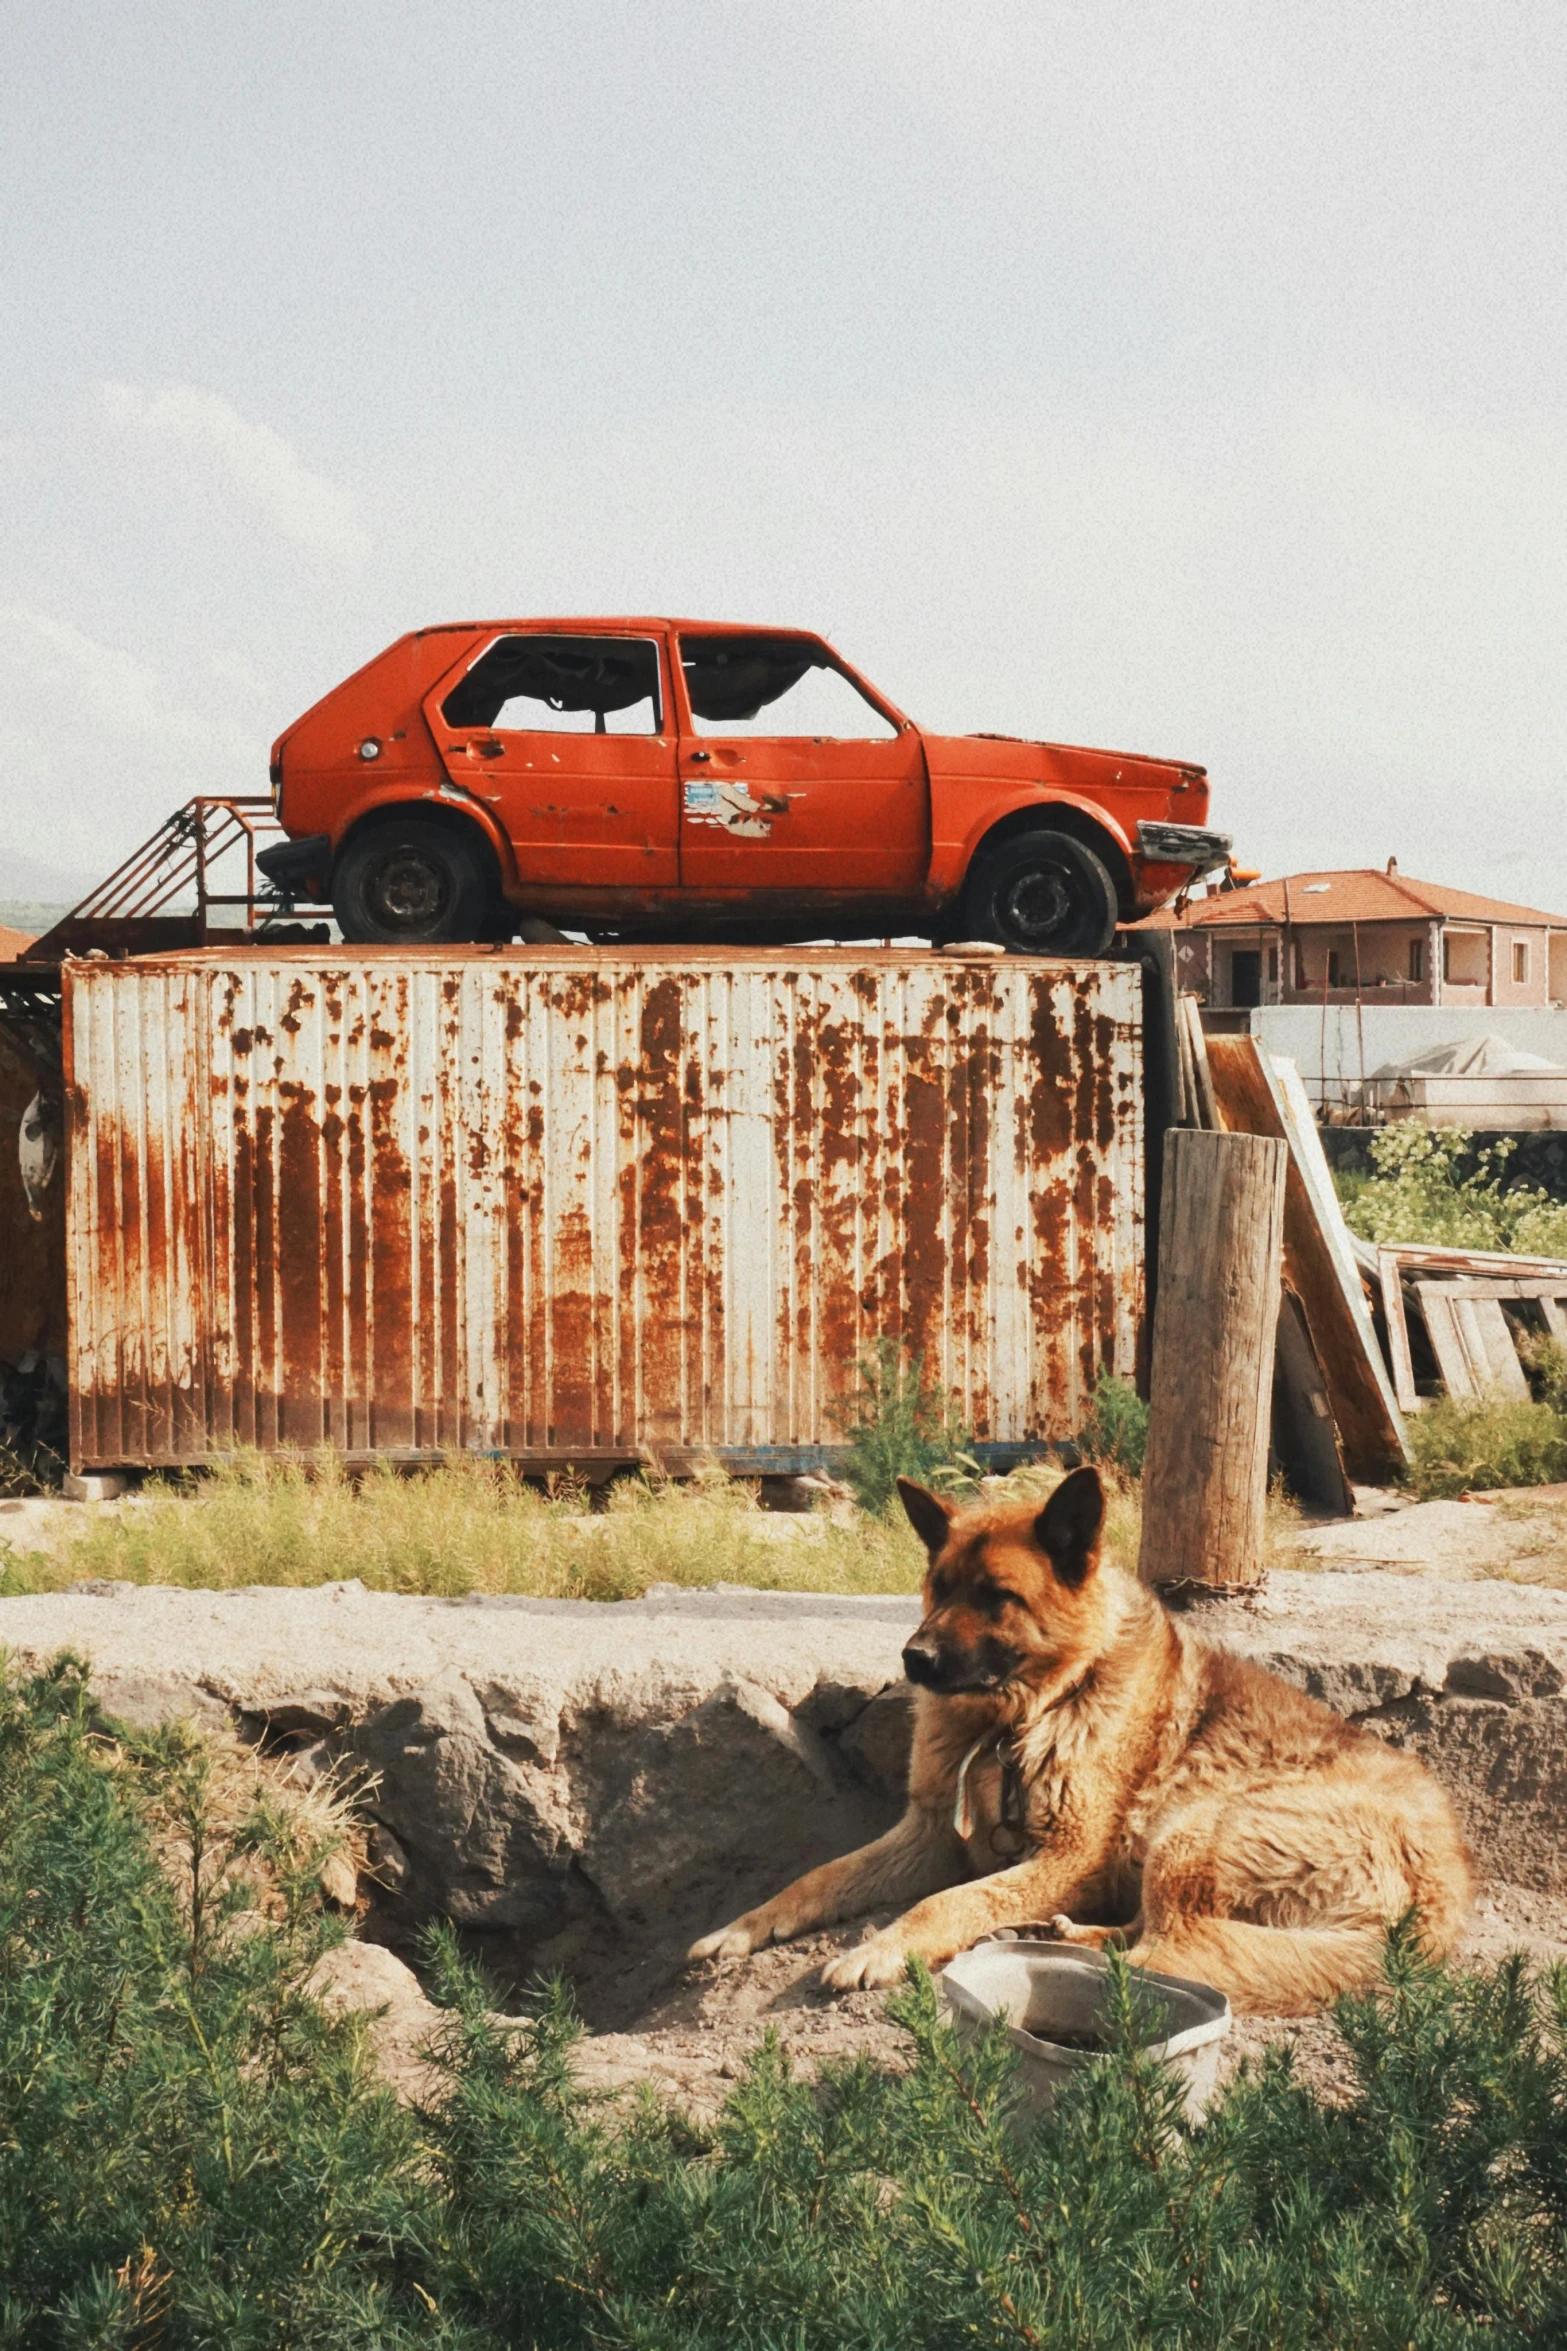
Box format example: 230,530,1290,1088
332,819,499,946
960,829,1119,956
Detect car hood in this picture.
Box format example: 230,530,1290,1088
920,733,1206,790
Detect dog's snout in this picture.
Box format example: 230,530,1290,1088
902,1640,942,1687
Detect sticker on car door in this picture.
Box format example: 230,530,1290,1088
683,777,777,837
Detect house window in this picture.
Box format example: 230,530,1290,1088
1294,944,1307,988
1513,939,1531,985
1409,938,1425,983
1266,944,1279,988
1326,948,1342,988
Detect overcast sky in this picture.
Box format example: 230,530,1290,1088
3,0,1564,907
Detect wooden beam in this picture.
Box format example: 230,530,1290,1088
1139,1128,1287,1593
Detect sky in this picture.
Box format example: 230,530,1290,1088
2,0,1565,908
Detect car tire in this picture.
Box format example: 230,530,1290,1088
960,829,1120,956
332,819,499,946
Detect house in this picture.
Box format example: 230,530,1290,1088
1144,862,1567,1011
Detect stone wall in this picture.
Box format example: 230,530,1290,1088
2,1569,1565,1965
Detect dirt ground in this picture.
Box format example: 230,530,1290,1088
549,1880,1567,2117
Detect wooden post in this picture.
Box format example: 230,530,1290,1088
1138,1128,1287,1595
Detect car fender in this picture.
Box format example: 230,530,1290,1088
927,785,1137,902
329,783,519,889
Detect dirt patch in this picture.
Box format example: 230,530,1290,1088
507,1881,1567,2119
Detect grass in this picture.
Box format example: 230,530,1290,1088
0,1452,925,1601
6,1656,1567,2346
1405,1397,1567,1503
0,1444,1315,1601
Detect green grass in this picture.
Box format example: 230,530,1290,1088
1404,1398,1567,1502
5,1657,1567,2347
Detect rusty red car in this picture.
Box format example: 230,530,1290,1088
260,619,1228,953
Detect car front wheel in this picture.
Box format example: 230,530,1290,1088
332,819,500,946
960,829,1119,956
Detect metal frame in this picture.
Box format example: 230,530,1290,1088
19,797,331,965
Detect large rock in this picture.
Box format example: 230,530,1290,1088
2,1570,1566,1959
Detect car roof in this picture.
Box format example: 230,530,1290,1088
413,618,825,639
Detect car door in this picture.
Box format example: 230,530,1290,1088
425,629,679,888
673,632,928,900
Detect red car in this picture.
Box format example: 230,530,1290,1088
261,619,1228,953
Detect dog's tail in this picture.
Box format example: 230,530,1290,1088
1128,1918,1388,2015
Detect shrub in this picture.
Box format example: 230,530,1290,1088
830,1338,976,1516
1405,1395,1567,1500
1075,1372,1150,1479
1341,1124,1567,1257
6,1660,1567,2345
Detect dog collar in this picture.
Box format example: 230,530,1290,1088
952,1728,1029,1854
951,1670,1094,1854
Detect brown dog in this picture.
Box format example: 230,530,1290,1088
689,1468,1473,2011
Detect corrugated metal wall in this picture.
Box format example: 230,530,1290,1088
64,948,1142,1470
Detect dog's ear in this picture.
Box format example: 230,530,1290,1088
897,1477,955,1558
1034,1466,1105,1588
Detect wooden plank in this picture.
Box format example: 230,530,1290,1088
1380,1243,1567,1280
1417,1278,1567,1301
1378,1247,1421,1414
1272,1284,1355,1515
1204,1034,1408,1479
1181,997,1219,1130
1139,1129,1287,1591
1416,1285,1530,1401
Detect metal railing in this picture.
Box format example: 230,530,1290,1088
19,798,331,964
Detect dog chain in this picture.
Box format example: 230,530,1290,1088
952,1728,1030,1858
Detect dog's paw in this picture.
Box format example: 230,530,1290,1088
821,1936,910,1992
687,1920,761,1962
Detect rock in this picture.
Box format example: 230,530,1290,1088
305,1939,445,2102
837,1683,915,1796
4,1570,1567,1965
366,1823,410,1893
319,1849,359,1909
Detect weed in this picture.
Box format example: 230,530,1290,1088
1405,1396,1567,1500
829,1339,976,1516
1075,1372,1149,1479
1340,1124,1567,1256
0,1446,932,1600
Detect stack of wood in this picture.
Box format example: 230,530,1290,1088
1369,1243,1567,1412
1173,1007,1410,1513
1177,996,1567,1471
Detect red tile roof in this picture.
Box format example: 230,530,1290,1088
1141,870,1567,933
0,925,35,961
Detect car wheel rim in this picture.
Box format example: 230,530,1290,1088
367,850,449,932
1000,861,1077,945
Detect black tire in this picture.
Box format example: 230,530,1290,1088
960,829,1119,956
332,819,499,946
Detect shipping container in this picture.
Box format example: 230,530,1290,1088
63,947,1143,1473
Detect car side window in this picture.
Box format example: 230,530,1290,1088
679,635,899,740
442,635,663,735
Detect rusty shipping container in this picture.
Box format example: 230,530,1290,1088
63,947,1143,1473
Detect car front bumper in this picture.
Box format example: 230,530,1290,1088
1135,820,1233,870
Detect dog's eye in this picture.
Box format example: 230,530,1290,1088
981,1588,1026,1616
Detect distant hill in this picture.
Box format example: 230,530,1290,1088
0,903,73,935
